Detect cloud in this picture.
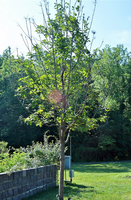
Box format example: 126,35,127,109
127,16,131,21
110,30,131,44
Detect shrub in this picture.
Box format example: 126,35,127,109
21,134,61,168
0,134,64,174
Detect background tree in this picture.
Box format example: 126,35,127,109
0,48,51,147
67,45,131,163
93,45,131,160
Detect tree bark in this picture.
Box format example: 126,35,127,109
59,130,65,200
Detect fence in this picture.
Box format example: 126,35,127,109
0,164,57,200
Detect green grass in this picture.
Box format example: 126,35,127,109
23,162,131,200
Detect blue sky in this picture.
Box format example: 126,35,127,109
0,0,131,56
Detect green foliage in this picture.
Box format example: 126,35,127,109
0,141,26,173
93,44,131,110
1,43,131,163
13,0,103,135
0,50,49,147
95,45,131,160
0,141,8,154
0,150,26,174
20,134,62,168
69,43,131,161
98,134,116,151
0,55,3,67
0,135,62,173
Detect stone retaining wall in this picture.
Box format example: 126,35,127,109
0,164,57,200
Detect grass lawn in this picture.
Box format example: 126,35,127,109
23,161,131,200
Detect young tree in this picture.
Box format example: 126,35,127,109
14,0,106,199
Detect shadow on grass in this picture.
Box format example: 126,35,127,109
72,162,131,173
65,182,93,188
22,187,58,200
64,183,97,199
23,184,96,200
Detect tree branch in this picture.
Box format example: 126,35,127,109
65,128,71,144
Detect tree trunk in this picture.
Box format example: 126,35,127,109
59,132,65,200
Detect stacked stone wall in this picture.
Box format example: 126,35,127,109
0,164,57,200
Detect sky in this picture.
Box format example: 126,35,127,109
0,0,131,56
